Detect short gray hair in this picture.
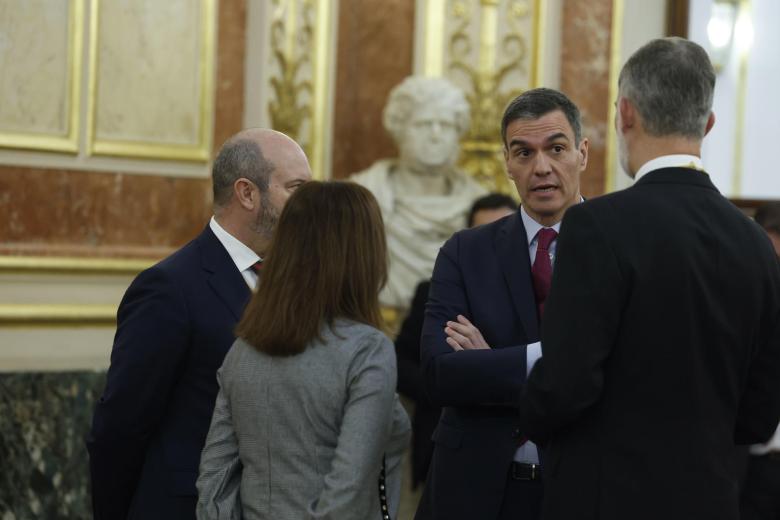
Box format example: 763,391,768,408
212,137,275,207
619,37,715,139
382,76,470,142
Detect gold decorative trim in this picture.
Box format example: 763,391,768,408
604,0,624,193
86,0,216,162
0,304,117,326
0,0,84,154
0,256,155,275
310,0,335,180
531,0,543,87
731,0,751,197
422,0,448,76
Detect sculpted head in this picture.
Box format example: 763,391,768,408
382,76,470,173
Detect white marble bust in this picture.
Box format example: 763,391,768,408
351,76,486,309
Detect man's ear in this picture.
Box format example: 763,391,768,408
618,97,635,133
578,137,589,170
233,178,257,211
704,112,716,136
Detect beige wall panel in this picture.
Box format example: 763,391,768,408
0,0,70,135
93,0,201,145
0,328,113,372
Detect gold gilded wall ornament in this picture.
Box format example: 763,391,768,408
417,0,542,195
268,0,314,156
263,0,336,180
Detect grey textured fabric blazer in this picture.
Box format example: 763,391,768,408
196,319,411,520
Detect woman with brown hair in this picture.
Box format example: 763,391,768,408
196,181,410,520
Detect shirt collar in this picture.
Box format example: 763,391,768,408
209,216,260,273
520,205,563,247
634,155,704,182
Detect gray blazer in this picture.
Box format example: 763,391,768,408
196,319,411,520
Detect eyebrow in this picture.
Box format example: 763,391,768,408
508,132,571,149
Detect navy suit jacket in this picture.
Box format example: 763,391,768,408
87,225,251,519
416,211,541,519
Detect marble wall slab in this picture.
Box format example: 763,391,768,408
0,0,72,136
560,0,614,198
331,0,416,179
0,371,106,520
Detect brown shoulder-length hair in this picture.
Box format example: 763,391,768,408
236,181,388,356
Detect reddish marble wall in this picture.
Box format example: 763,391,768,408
0,0,246,259
331,0,416,179
560,0,614,198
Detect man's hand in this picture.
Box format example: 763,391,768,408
445,315,491,351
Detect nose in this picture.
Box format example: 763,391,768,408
533,152,552,176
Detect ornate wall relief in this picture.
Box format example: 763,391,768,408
244,0,338,180
414,0,544,193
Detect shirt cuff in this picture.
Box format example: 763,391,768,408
526,342,542,377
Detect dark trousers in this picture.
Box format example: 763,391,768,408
741,453,780,520
497,471,543,520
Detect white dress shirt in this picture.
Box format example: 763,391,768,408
634,154,704,182
209,217,261,290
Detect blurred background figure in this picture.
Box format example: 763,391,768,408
740,202,780,520
197,181,410,520
395,193,517,491
352,76,486,311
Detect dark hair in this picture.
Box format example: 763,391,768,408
501,87,582,147
236,181,388,356
467,193,517,227
755,202,780,235
619,37,715,139
212,137,275,206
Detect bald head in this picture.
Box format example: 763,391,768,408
211,129,309,208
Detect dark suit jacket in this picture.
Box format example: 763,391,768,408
416,211,540,519
87,225,251,519
395,280,441,489
519,168,780,520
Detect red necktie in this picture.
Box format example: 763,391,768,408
250,260,263,275
531,228,557,320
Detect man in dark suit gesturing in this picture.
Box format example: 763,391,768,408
87,129,312,519
519,38,780,520
416,88,589,519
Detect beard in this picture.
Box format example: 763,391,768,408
249,191,279,242
617,130,631,178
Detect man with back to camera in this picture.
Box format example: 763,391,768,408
415,88,589,519
87,129,312,519
518,38,780,520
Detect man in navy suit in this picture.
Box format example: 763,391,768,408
415,88,589,519
87,129,312,519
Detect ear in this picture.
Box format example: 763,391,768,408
618,97,635,133
578,137,589,170
704,112,716,136
233,178,258,211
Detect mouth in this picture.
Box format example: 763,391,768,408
531,184,558,193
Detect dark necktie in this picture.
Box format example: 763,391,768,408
531,228,557,320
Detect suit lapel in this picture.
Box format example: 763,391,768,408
197,226,251,321
495,212,539,340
